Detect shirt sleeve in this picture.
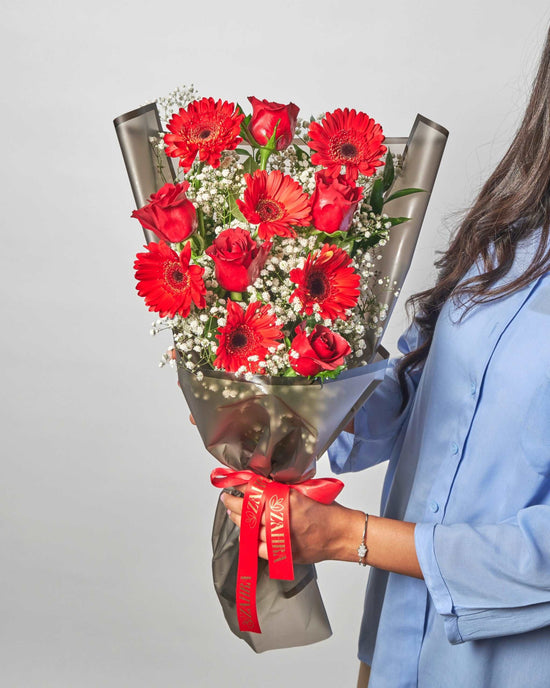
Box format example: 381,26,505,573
415,503,550,644
328,324,424,474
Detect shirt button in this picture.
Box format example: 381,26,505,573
470,381,477,396
429,501,439,513
451,442,459,455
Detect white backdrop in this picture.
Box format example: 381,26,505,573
2,2,549,686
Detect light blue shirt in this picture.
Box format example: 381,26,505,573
329,229,550,688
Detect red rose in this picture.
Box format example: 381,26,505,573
289,324,351,376
131,181,197,243
206,227,272,292
248,96,300,151
310,170,363,234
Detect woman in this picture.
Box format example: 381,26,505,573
222,27,550,688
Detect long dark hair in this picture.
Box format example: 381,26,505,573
397,26,550,402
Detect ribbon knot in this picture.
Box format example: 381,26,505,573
211,467,344,633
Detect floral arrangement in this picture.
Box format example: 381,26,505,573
131,86,416,381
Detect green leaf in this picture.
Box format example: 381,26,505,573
239,114,257,147
369,178,385,215
293,143,305,161
243,156,259,175
265,120,280,150
344,238,355,257
384,188,424,204
282,368,299,378
235,147,252,157
258,121,280,170
387,216,410,226
228,192,246,222
312,365,345,382
382,148,395,191
189,234,204,257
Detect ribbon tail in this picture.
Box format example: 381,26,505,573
235,476,267,633
265,482,293,580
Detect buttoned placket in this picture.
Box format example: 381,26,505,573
423,374,481,523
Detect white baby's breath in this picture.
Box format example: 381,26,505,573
144,89,406,377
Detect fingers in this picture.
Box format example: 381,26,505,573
258,542,268,560
225,507,268,560
221,491,243,515
227,510,242,528
221,491,266,525
189,414,196,425
222,492,268,543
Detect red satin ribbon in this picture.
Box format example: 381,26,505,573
211,467,344,633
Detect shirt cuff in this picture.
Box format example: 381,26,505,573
415,522,464,644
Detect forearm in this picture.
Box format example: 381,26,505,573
222,489,423,579
329,506,423,579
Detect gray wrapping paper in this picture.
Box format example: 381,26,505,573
177,356,387,651
114,102,448,651
211,498,330,652
177,360,387,484
371,116,449,350
114,104,176,244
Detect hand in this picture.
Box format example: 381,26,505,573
221,488,363,565
189,414,196,425
344,418,354,434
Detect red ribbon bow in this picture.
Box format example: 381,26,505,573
211,467,344,633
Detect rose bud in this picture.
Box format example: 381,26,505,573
206,227,272,292
311,169,364,234
131,181,198,243
289,324,351,377
247,96,300,151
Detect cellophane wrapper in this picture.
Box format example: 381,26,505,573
177,355,387,652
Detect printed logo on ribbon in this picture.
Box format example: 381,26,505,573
245,478,266,528
269,495,285,512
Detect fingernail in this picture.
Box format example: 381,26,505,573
220,493,226,504
227,509,232,516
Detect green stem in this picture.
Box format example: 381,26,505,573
153,142,169,186
259,147,272,171
197,207,206,239
193,232,205,254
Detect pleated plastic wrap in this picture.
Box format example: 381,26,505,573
114,104,448,651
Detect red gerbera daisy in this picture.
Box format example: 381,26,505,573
289,244,360,320
308,108,387,183
134,241,206,318
164,98,244,172
236,169,312,240
214,299,283,374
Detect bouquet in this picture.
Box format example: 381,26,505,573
114,88,448,651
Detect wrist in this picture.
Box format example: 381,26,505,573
328,506,368,562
